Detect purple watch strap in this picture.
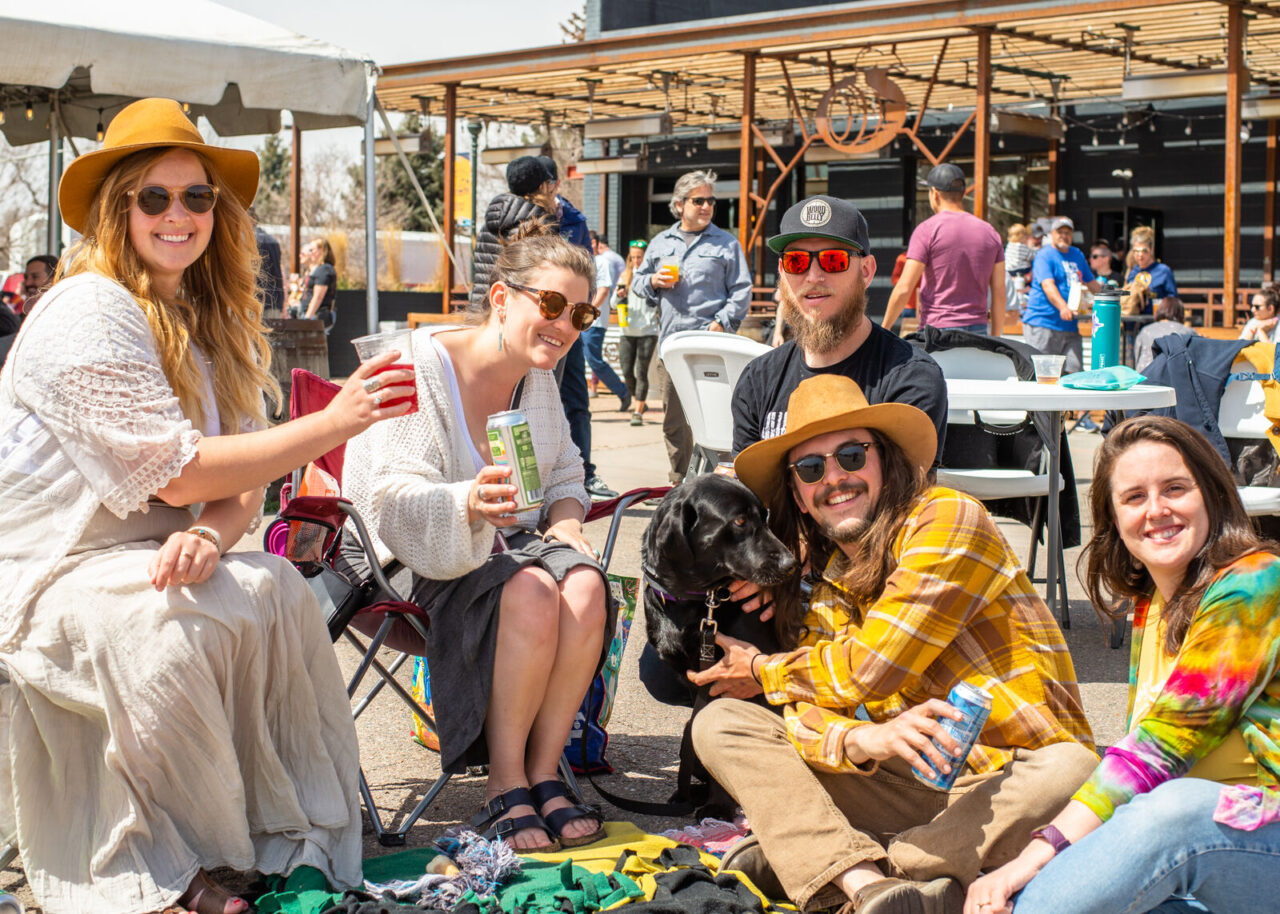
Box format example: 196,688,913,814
1031,824,1071,855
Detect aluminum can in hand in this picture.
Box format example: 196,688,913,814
486,409,544,510
911,682,993,790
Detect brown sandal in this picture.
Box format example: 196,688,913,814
175,870,250,914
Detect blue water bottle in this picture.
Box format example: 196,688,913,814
1091,291,1122,370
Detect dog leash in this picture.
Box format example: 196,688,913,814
580,567,733,818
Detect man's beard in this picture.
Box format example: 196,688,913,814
779,275,866,355
812,481,874,544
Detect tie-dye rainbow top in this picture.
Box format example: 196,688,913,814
1073,551,1280,831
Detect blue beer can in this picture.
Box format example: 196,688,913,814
911,682,993,790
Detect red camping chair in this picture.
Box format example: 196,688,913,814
267,368,669,845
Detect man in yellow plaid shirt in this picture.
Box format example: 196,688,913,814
690,375,1096,914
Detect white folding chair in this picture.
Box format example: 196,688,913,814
1220,358,1280,516
932,348,1072,629
658,331,771,477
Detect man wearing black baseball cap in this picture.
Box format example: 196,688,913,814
882,164,1006,335
730,194,947,466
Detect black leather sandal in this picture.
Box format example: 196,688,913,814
530,779,605,848
470,786,560,853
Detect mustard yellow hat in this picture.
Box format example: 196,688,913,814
58,97,259,234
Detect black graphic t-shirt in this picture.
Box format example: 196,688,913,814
731,321,947,464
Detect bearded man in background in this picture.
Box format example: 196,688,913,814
730,195,947,464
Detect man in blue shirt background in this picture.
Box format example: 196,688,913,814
1020,216,1102,374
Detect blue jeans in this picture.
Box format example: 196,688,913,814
582,323,629,401
558,337,594,478
1014,778,1280,914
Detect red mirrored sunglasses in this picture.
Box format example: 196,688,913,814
779,248,860,275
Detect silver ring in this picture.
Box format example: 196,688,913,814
362,378,379,394
373,393,383,407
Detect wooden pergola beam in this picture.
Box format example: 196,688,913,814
738,52,756,252
442,83,457,306
1225,4,1244,318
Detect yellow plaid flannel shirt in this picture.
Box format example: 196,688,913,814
759,487,1096,774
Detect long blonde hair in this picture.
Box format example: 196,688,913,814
57,147,278,432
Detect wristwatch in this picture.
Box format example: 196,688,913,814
1029,824,1071,856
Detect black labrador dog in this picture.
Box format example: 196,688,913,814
640,473,797,816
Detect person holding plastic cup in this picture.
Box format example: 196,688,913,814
0,97,413,914
630,169,753,483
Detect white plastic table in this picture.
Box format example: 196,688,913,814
944,380,1176,626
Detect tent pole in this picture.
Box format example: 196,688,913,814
290,122,302,275
48,96,62,255
364,93,379,335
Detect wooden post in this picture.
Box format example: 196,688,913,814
443,84,458,310
973,29,991,222
754,146,766,279
1266,120,1277,284
738,52,757,251
1225,5,1244,324
290,122,302,274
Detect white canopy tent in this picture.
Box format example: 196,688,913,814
0,0,385,330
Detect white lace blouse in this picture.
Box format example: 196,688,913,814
0,274,257,651
341,327,589,582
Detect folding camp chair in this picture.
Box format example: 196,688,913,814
268,368,669,845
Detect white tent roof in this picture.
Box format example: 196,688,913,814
0,0,377,145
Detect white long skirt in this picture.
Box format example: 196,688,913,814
0,504,363,913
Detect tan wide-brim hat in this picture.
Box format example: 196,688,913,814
734,374,937,500
58,97,260,234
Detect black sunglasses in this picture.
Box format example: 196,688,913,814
505,281,599,330
687,196,717,207
128,183,219,216
788,441,876,485
779,248,861,275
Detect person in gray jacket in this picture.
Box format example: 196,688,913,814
631,169,753,483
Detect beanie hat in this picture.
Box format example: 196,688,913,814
506,156,551,196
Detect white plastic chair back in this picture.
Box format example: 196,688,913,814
931,347,1026,427
1220,357,1271,439
1219,357,1280,515
659,331,771,453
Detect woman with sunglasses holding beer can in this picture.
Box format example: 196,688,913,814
0,98,415,913
341,221,610,853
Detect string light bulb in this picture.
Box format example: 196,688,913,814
96,109,104,142
1092,132,1099,147
182,102,191,114
1185,122,1193,136
24,102,33,121
998,136,1005,149
0,110,6,126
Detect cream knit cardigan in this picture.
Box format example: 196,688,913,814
342,327,589,582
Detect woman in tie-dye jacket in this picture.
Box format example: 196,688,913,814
966,415,1280,914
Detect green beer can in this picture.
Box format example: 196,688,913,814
486,409,544,511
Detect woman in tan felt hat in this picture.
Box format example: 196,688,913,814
0,97,414,913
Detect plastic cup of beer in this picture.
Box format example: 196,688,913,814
661,258,680,284
1030,354,1067,385
352,328,418,413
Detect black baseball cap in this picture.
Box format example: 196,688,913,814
926,163,966,193
767,195,871,254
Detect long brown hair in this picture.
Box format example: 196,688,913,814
767,428,929,640
1081,415,1277,652
58,146,277,432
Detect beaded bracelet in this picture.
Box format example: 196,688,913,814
187,525,223,552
